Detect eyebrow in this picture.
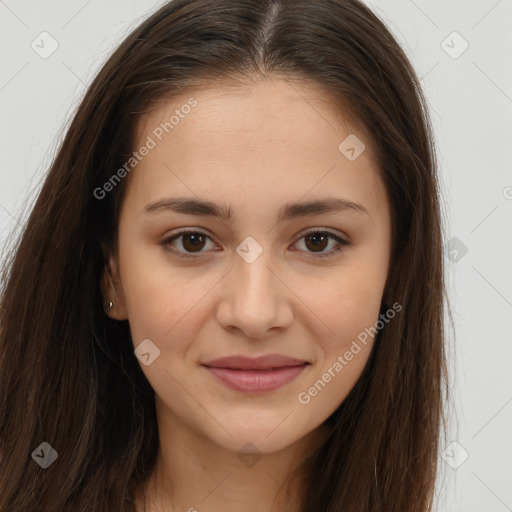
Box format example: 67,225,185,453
144,196,370,222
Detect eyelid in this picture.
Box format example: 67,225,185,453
293,227,350,258
160,226,350,259
298,226,348,241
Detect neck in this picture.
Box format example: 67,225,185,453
136,407,325,512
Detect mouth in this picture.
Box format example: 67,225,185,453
201,354,310,393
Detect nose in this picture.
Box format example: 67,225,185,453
215,249,294,340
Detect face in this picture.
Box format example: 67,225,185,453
103,77,392,456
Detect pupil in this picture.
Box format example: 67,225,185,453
183,234,204,251
307,233,327,252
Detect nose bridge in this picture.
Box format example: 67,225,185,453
233,242,279,312
216,238,293,337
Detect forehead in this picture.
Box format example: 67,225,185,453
126,77,386,218
135,76,375,161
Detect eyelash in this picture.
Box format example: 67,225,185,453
159,228,351,259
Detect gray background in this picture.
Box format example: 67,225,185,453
1,1,511,510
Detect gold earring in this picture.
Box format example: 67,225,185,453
106,301,114,313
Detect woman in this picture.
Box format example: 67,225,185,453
0,0,449,510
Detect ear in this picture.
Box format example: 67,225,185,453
100,249,128,321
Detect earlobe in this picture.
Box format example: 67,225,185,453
100,253,129,320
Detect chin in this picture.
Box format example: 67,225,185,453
208,423,307,456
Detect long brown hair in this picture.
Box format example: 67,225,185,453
0,0,449,510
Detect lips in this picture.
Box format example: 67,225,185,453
202,354,308,370
201,354,309,393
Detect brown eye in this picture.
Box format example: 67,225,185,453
304,233,330,252
294,230,350,258
161,230,216,258
180,233,207,252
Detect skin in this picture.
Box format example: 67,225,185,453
102,77,392,512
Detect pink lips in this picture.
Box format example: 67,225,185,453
201,354,309,393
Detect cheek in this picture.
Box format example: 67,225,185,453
306,258,386,410
313,265,385,347
117,239,179,342
122,272,204,348
297,275,381,418
118,244,222,359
